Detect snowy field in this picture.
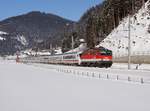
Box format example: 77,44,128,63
0,60,150,111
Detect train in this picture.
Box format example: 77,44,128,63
19,46,113,68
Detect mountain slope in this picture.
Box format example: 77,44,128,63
0,11,74,55
62,0,146,51
100,0,150,59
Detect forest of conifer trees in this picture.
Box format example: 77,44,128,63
62,0,147,52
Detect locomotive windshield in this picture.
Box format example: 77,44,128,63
99,47,112,56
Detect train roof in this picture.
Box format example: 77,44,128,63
50,51,80,56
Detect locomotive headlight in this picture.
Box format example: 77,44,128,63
103,57,109,61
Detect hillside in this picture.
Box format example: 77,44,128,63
100,0,150,63
62,0,147,51
0,11,74,55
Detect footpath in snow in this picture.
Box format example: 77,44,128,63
0,60,150,111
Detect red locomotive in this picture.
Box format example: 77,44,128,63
79,47,112,67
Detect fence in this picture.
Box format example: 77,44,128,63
113,51,150,58
55,67,150,85
113,51,150,64
26,63,150,85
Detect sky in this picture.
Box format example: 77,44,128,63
0,0,103,21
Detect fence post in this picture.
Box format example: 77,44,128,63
92,73,95,77
117,75,119,80
141,78,144,84
87,72,89,76
81,72,83,76
99,73,101,78
128,76,131,81
107,74,109,79
73,70,75,74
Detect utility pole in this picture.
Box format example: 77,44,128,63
71,35,74,50
71,23,76,50
128,14,131,70
50,43,52,55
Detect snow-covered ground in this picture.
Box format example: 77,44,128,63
0,31,7,41
100,0,150,57
0,36,6,41
0,60,150,111
0,31,8,35
16,35,28,46
112,63,150,71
